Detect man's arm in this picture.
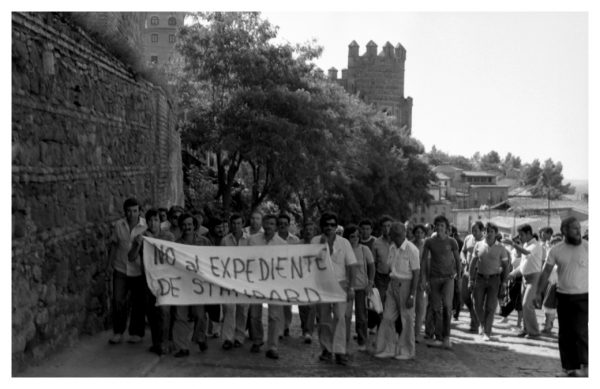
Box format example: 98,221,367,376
452,242,461,276
536,262,554,299
468,249,479,288
421,240,430,283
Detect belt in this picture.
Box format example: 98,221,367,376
477,273,500,279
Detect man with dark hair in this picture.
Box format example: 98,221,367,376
468,223,509,341
248,214,288,360
162,205,184,240
277,213,300,338
158,207,168,224
421,215,461,349
504,224,543,338
412,224,428,342
107,197,147,345
128,208,175,355
460,221,485,332
312,211,358,366
244,210,264,236
359,219,376,253
300,221,318,344
220,213,250,350
536,217,588,377
372,215,394,306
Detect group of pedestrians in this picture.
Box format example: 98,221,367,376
106,197,588,376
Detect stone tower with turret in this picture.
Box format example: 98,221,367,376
328,40,413,135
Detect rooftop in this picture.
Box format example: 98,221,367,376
462,171,498,177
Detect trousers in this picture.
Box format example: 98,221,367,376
556,292,588,370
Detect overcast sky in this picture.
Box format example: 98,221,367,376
262,11,588,181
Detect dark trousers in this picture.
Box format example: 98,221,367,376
500,276,522,317
374,272,390,305
556,292,588,370
429,277,454,340
299,304,316,335
144,284,170,350
283,305,293,331
248,304,264,345
112,270,146,337
460,273,479,329
345,289,368,346
472,273,501,335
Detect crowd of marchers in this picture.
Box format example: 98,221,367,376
107,197,588,376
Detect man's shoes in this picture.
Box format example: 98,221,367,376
284,328,290,337
250,344,262,353
442,338,452,349
335,353,349,366
516,331,528,337
482,334,492,342
233,340,243,348
304,333,312,344
357,344,367,352
541,328,553,335
265,349,279,359
427,339,444,347
415,334,424,344
222,340,233,350
394,354,414,360
198,341,208,352
525,333,540,339
174,349,189,358
319,349,333,361
500,317,509,323
374,351,395,358
108,334,123,345
128,335,142,344
468,327,478,334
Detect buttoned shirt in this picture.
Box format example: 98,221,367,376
279,232,300,245
221,232,250,247
545,240,588,294
372,236,392,274
248,232,287,246
472,240,509,276
111,217,147,277
311,235,357,282
518,238,543,276
388,239,420,280
243,226,264,236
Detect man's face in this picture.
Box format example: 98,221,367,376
277,218,290,236
564,221,582,246
251,213,262,228
472,225,483,240
485,228,497,245
303,224,316,241
214,223,226,237
158,210,168,223
322,218,337,237
348,230,360,245
263,218,277,236
414,228,425,241
170,211,182,226
359,224,372,240
181,217,195,237
435,221,447,236
390,226,406,246
542,231,552,242
125,205,140,224
147,215,160,234
518,231,530,244
381,221,392,239
230,217,244,235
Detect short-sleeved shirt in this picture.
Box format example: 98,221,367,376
111,217,147,277
545,241,588,294
519,238,543,276
472,240,509,275
311,235,357,283
461,234,484,268
424,235,459,278
388,239,420,280
176,234,212,246
353,244,374,289
279,233,300,245
248,232,287,247
360,236,376,254
243,226,264,236
221,232,250,247
372,237,392,274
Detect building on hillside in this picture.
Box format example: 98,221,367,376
142,12,185,65
328,40,413,135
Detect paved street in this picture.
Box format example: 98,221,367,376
18,306,561,377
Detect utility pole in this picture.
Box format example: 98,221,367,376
547,187,551,227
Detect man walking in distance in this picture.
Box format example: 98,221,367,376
299,221,318,344
372,215,394,305
107,197,147,345
421,215,461,349
468,223,509,341
460,221,484,332
536,217,588,377
128,208,175,355
220,213,250,350
244,210,264,236
374,223,420,360
172,213,212,357
504,224,543,338
248,214,288,359
312,211,358,366
277,213,301,338
359,219,376,253
411,224,428,342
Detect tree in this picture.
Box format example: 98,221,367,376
522,159,543,186
480,150,501,171
530,158,571,199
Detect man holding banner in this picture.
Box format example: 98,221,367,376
312,212,358,366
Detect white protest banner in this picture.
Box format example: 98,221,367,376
142,236,346,305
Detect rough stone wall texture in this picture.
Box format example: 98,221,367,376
12,12,183,372
333,41,413,135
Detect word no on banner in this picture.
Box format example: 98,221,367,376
142,236,346,305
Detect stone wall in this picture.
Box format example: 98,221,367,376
12,12,183,372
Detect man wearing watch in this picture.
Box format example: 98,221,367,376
374,222,420,360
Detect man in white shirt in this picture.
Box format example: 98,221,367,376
536,217,588,377
504,224,543,338
374,222,420,360
312,211,358,366
460,221,484,332
244,210,264,236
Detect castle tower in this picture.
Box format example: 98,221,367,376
142,12,186,65
334,40,413,135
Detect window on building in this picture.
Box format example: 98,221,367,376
151,16,159,25
168,17,177,25
150,56,158,64
169,34,176,43
151,34,158,43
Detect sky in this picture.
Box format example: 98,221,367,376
262,11,589,181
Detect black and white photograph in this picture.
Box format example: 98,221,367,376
7,0,594,381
